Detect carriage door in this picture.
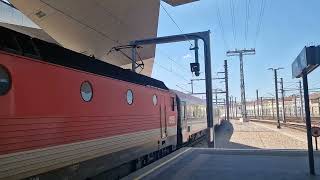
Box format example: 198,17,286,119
160,95,168,138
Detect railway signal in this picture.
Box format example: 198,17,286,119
190,60,230,121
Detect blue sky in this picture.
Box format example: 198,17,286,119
152,0,320,101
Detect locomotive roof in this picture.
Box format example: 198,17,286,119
172,89,206,105
0,26,168,90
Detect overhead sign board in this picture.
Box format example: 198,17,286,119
292,46,320,78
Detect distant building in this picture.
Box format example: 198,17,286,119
245,92,320,119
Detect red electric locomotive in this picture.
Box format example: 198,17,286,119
0,26,219,180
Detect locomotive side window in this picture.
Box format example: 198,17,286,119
152,94,157,106
127,89,134,105
80,81,93,102
171,97,175,111
0,65,11,96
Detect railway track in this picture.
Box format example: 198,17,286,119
190,135,207,147
249,119,307,132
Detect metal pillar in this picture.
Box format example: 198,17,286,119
224,99,226,120
253,102,256,118
130,31,215,147
280,78,286,123
294,95,298,117
260,97,263,118
230,96,232,119
239,53,247,119
231,96,234,118
202,33,214,148
299,81,305,121
274,69,281,128
302,74,315,175
272,98,275,119
318,98,320,117
235,97,237,118
190,80,194,94
256,90,260,118
224,60,230,121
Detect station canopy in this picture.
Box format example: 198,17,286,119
8,0,198,76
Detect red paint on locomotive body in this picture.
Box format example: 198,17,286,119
0,51,177,155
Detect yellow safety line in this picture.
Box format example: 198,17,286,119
133,148,191,180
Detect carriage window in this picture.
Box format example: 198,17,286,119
171,97,175,111
152,94,157,106
80,81,93,102
127,89,134,105
0,65,11,96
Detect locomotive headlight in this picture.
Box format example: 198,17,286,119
0,65,11,96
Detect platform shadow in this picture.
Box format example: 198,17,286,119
215,120,260,149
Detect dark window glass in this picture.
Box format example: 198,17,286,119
0,65,11,96
171,97,175,111
16,35,38,57
0,32,20,52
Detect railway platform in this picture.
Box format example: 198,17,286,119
123,148,320,180
123,120,320,180
196,119,310,149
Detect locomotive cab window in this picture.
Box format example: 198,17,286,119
80,81,93,102
171,97,175,111
0,65,11,96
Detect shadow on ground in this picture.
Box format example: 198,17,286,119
215,120,260,149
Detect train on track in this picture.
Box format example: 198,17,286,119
0,26,221,180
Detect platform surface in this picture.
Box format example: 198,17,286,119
123,148,320,180
124,120,320,180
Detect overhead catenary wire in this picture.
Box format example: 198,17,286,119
176,85,191,93
229,0,237,47
244,0,251,48
159,1,193,47
156,48,190,72
158,0,206,62
216,2,229,51
39,0,121,45
157,0,211,83
40,0,154,74
154,61,190,83
254,0,267,47
40,0,196,82
310,79,320,87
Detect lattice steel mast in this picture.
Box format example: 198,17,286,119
227,49,255,120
